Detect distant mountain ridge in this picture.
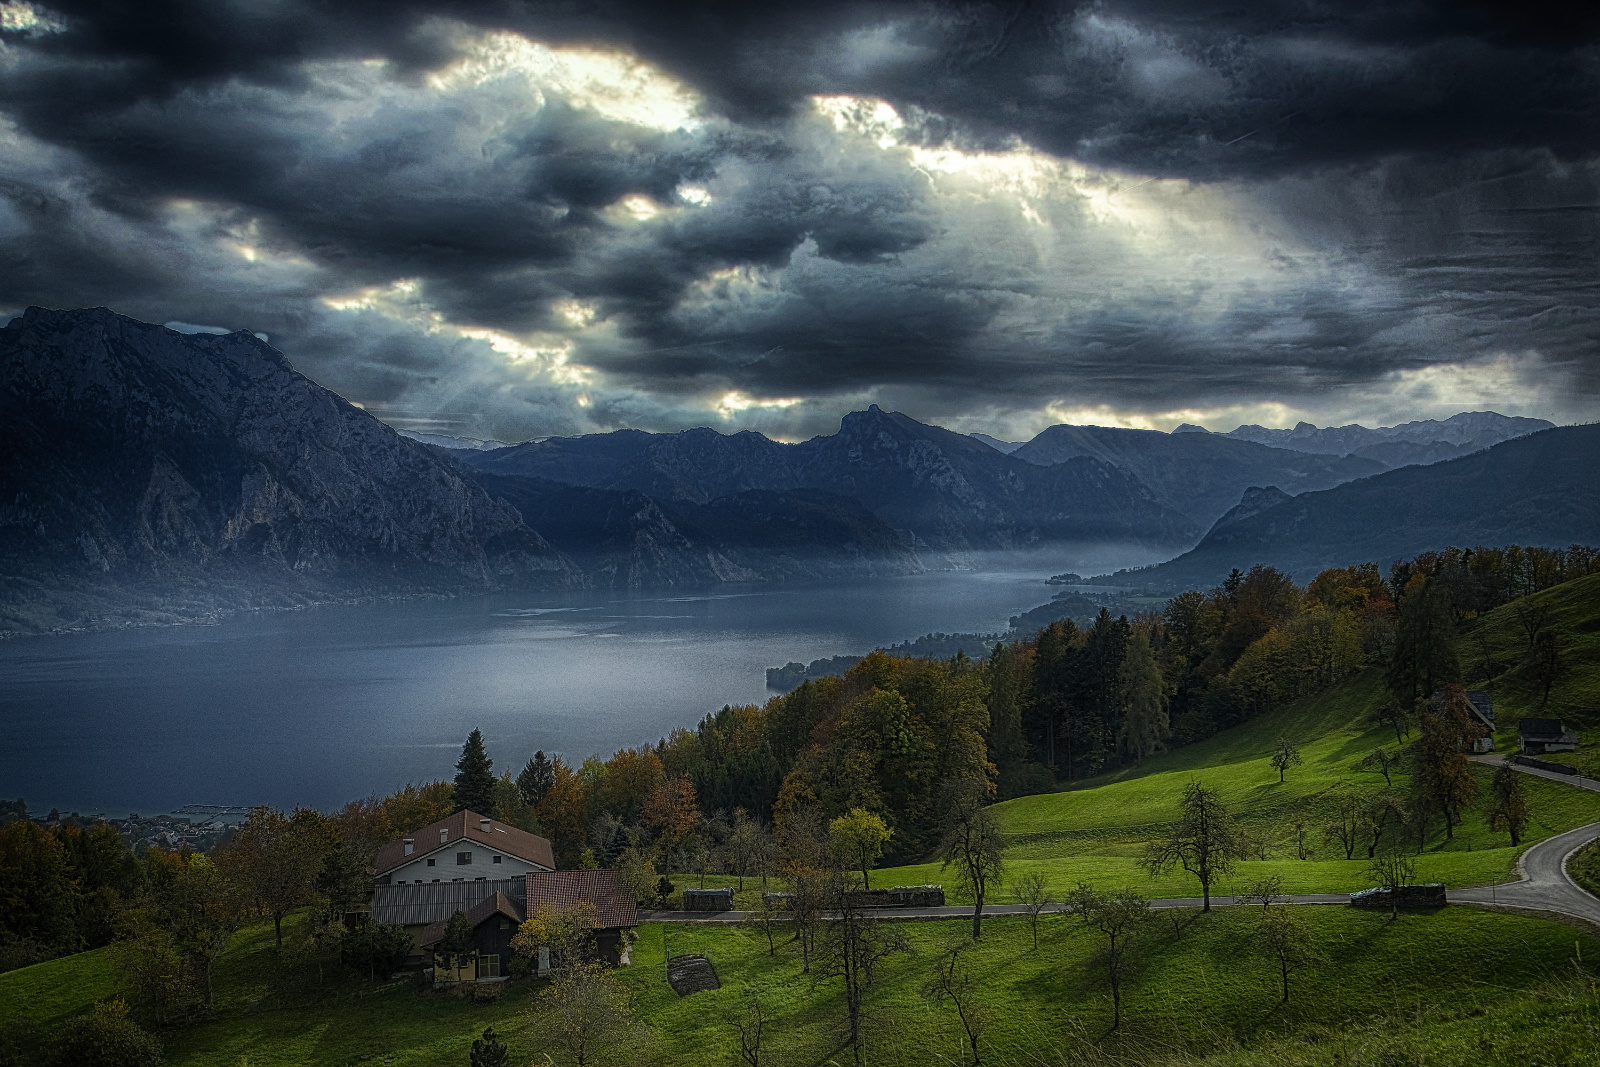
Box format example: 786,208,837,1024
1126,424,1600,591
462,406,1201,558
1219,411,1551,467
1008,424,1384,530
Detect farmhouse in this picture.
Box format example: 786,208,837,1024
1519,717,1579,755
414,870,641,982
1433,689,1496,753
370,810,554,886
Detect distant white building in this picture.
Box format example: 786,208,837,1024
371,810,555,887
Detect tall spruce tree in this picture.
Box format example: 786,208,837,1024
454,729,498,817
1117,631,1170,763
517,751,555,807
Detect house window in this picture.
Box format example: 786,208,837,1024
493,855,502,864
427,858,435,867
480,954,500,978
457,851,472,865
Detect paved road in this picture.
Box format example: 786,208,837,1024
643,758,1600,927
1451,755,1600,925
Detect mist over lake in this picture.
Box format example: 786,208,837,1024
0,556,1156,817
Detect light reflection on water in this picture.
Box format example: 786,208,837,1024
0,555,1160,815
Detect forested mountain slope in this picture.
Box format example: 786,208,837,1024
1128,425,1600,591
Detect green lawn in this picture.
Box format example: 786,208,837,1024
7,905,1598,1067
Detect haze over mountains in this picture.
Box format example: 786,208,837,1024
0,307,1583,633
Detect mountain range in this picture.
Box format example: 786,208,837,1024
1213,411,1551,468
1,306,1583,633
1124,423,1600,591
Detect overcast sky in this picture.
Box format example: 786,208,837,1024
2,1,1597,442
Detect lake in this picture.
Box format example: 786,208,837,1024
0,561,1150,816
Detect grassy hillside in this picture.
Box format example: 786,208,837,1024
4,905,1597,1067
867,572,1600,902
1463,571,1600,773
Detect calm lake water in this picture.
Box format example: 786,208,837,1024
0,556,1157,816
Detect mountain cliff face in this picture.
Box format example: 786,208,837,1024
463,406,1200,556
0,307,577,630
1128,425,1600,591
1009,424,1384,530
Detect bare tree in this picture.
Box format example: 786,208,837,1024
1241,875,1283,909
1290,817,1315,860
1374,701,1412,745
1367,845,1417,921
1142,782,1250,911
1362,793,1408,858
937,780,1006,939
1512,600,1552,652
531,960,646,1066
731,998,765,1067
742,894,787,957
922,940,991,1065
1357,747,1399,787
1322,786,1363,860
1012,870,1055,950
1254,907,1321,1003
1270,737,1303,783
813,890,909,1067
1066,884,1151,1032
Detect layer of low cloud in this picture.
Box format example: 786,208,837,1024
1,2,1597,442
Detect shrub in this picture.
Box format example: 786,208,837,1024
48,1001,162,1067
342,921,413,977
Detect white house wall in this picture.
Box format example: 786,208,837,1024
389,846,547,884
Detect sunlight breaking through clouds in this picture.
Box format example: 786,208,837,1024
428,31,703,132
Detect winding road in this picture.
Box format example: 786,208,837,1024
641,757,1600,928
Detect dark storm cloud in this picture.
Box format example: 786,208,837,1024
1,0,1598,439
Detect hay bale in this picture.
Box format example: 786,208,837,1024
666,954,721,996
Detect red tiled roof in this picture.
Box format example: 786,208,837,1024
371,810,555,877
525,870,639,930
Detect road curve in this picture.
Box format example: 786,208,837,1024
1452,755,1600,926
642,758,1600,926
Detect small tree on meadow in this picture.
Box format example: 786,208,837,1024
731,998,766,1067
813,890,909,1067
470,1026,511,1067
922,939,991,1065
1254,907,1321,1003
1066,884,1150,1032
1323,786,1363,860
531,960,645,1066
937,780,1006,940
1270,737,1303,783
1142,782,1249,911
1367,845,1417,922
829,808,893,891
1012,870,1054,950
1362,793,1408,858
1358,747,1399,787
1486,762,1532,845
742,894,787,956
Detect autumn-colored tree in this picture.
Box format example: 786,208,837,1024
828,808,892,890
1486,763,1532,845
217,806,338,951
537,757,594,868
1413,687,1483,839
600,747,665,825
641,775,700,852
511,901,599,970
